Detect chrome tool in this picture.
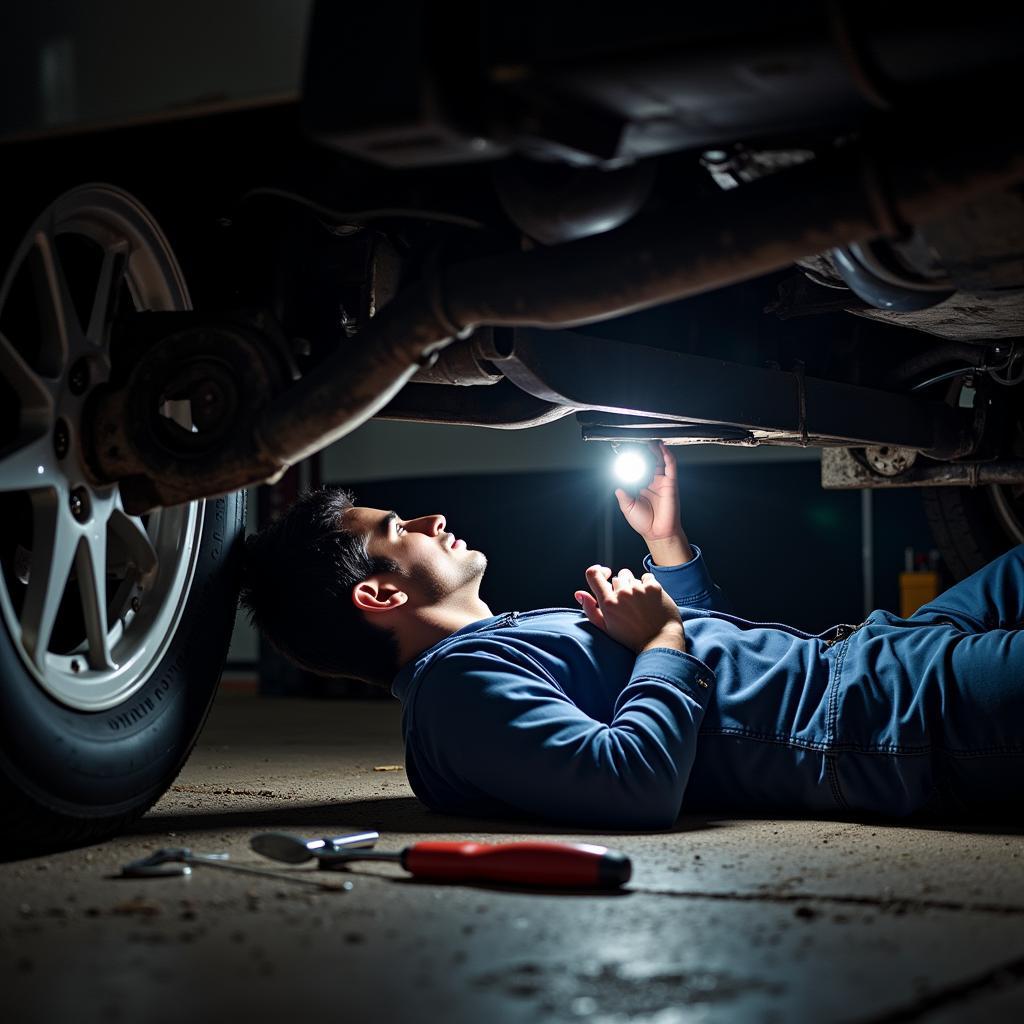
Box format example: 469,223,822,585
249,829,379,865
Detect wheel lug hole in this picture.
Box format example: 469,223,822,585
69,358,91,396
70,659,81,674
69,487,92,523
53,418,70,460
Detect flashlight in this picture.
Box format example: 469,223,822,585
612,445,652,487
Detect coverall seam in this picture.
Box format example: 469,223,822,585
640,671,704,685
940,745,1024,758
696,726,968,756
825,635,850,809
908,604,987,632
697,728,829,751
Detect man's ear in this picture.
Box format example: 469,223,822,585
352,578,409,616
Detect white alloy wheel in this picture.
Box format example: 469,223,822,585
0,185,204,712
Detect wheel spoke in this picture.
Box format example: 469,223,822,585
20,495,79,670
76,526,116,670
0,434,61,493
86,245,127,346
0,329,54,437
30,227,77,376
109,503,159,586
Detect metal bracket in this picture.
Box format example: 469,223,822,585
821,447,1024,489
487,328,972,457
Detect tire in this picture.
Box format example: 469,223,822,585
0,184,245,847
922,484,1024,581
0,491,245,847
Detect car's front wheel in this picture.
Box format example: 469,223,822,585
0,185,244,847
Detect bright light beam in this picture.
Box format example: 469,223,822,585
613,450,649,485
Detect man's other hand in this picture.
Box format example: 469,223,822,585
575,566,686,654
614,442,693,566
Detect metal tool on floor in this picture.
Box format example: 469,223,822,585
120,847,353,890
249,829,380,865
251,834,632,889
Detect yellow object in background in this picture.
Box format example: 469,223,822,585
899,571,940,617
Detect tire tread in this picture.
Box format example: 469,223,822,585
922,486,1011,581
0,491,246,850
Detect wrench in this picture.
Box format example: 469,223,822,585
121,847,352,890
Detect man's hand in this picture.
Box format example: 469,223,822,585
615,442,693,566
575,566,686,654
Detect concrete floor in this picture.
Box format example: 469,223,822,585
3,692,1024,1023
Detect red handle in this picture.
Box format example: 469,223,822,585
402,841,631,888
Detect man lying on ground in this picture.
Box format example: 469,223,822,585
240,444,1023,828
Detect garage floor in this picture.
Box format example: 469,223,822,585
3,692,1023,1023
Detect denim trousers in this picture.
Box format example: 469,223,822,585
831,544,1024,817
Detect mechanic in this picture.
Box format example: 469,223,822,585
240,444,1024,828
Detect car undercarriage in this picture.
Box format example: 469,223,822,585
1,1,1022,841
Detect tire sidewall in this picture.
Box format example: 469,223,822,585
0,491,245,817
923,485,1016,581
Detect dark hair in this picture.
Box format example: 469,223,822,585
239,487,402,687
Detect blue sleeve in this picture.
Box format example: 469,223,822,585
411,644,715,829
644,543,733,613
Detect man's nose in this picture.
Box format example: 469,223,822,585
408,514,446,535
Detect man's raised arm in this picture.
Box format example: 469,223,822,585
616,442,732,613
615,441,694,568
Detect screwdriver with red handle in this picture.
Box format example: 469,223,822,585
251,833,632,889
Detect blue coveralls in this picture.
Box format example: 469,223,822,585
391,545,1024,828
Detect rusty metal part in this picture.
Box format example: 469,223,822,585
378,379,574,429
856,288,1024,342
801,188,1024,340
254,286,459,466
822,447,1024,489
863,445,918,476
439,149,896,332
88,312,295,511
409,330,504,385
920,191,1024,293
444,127,1024,334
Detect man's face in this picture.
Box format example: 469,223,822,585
345,506,487,604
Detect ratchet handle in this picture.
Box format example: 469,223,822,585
401,841,631,889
